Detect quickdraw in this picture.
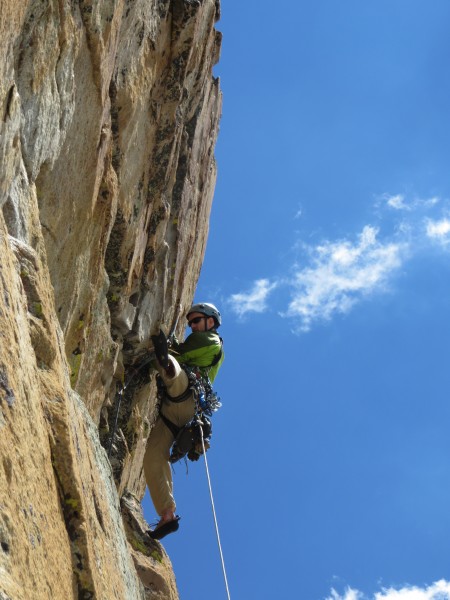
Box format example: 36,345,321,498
183,365,222,416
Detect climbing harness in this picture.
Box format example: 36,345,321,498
156,365,221,463
161,412,212,463
198,416,232,600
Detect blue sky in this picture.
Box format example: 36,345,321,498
144,2,450,599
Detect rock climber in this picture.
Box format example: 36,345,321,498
144,302,224,540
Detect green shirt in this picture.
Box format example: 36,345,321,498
171,330,224,382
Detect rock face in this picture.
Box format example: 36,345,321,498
0,0,222,598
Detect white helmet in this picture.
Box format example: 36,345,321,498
186,302,222,327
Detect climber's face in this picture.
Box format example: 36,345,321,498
187,312,214,332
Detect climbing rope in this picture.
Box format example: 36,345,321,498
107,310,182,458
107,347,163,458
198,418,232,600
107,383,124,458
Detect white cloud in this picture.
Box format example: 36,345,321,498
385,194,408,210
228,192,450,331
425,218,450,241
286,226,404,331
381,193,441,212
375,580,450,599
228,278,277,317
326,588,364,600
420,196,441,209
327,580,450,600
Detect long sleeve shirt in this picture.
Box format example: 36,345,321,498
170,330,224,382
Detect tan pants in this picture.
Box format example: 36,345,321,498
143,356,196,516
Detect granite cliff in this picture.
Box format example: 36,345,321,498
0,0,222,597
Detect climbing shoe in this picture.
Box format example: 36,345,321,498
151,329,170,370
148,516,180,540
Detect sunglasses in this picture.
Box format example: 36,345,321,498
188,316,206,327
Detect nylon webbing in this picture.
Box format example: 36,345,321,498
198,420,232,600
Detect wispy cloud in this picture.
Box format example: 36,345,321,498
384,193,408,210
294,205,303,219
227,192,450,332
228,278,277,317
327,588,362,600
380,193,440,212
326,579,450,600
286,226,404,331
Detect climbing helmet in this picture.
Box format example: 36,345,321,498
186,302,222,327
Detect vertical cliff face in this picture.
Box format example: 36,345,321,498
0,1,222,598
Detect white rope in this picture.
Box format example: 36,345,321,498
199,424,232,600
